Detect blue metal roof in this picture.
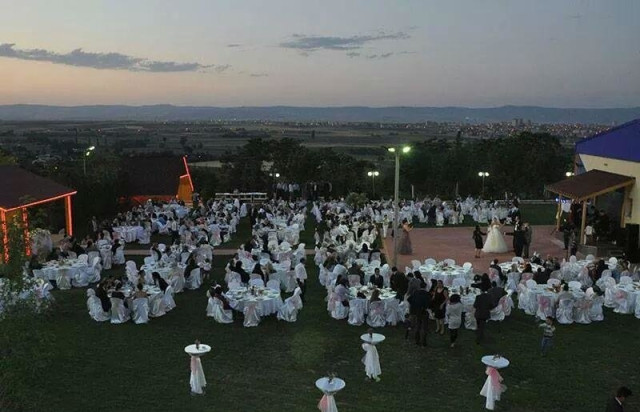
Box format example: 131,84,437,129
576,118,640,162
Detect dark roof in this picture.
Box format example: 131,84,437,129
120,156,187,196
0,165,76,210
576,118,640,162
545,169,635,201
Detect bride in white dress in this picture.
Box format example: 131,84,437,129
482,217,509,254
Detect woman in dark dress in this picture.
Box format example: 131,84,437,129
473,225,486,258
431,280,449,335
399,219,413,255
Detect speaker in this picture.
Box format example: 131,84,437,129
626,224,640,262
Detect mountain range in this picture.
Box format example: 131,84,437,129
0,104,638,124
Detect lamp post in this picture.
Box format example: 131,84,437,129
270,172,280,198
367,170,380,198
83,146,95,176
388,145,411,267
478,171,489,197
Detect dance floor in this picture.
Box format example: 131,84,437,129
383,225,566,271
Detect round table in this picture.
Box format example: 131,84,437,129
185,344,211,395
226,287,282,316
316,377,345,412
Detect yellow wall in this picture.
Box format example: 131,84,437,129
177,176,193,203
579,154,640,225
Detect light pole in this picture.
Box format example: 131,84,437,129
388,145,411,267
478,171,489,197
367,170,379,198
83,146,95,176
270,172,280,198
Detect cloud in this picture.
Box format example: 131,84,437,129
346,52,361,58
279,31,409,52
227,43,242,48
0,43,226,73
249,72,269,77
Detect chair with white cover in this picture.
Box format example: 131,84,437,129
228,280,242,290
170,273,185,293
348,275,362,287
424,258,436,266
101,248,113,270
132,298,150,324
411,260,422,270
547,278,561,287
602,277,617,308
348,298,367,326
464,304,477,330
585,254,595,261
556,299,574,324
277,287,303,322
249,278,265,288
206,294,233,324
619,276,632,286
462,262,473,273
330,296,349,320
138,226,151,245
162,286,176,311
87,251,100,265
72,268,90,288
589,295,605,321
384,298,401,326
185,268,202,290
243,301,261,327
266,279,280,292
490,295,513,321
143,256,155,266
86,289,109,322
536,294,555,320
506,272,520,292
149,293,167,318
613,289,633,314
568,281,582,291
77,254,89,265
110,297,130,324
443,258,456,267
512,256,524,264
113,245,125,265
56,268,72,290
635,297,640,319
573,298,592,324
87,256,102,283
366,301,386,328
380,264,391,288
283,271,297,293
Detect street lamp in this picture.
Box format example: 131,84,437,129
83,146,95,176
478,171,489,197
565,172,575,177
387,145,411,267
367,170,380,198
269,172,280,198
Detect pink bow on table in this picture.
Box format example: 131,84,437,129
486,367,503,392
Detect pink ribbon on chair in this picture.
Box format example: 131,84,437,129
486,367,503,392
538,296,550,313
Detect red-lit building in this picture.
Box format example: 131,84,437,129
0,165,76,259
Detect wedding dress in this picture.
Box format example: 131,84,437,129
482,224,509,253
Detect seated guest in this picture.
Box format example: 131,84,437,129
369,288,381,303
111,283,128,308
369,268,384,288
137,270,146,287
557,283,574,302
133,283,148,299
152,272,169,292
85,240,98,253
29,254,43,271
487,281,506,307
533,268,549,285
472,273,492,292
334,278,349,306
233,261,250,284
213,286,232,310
95,283,111,312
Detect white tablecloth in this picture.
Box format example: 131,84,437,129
113,226,144,243
418,265,468,287
41,260,88,281
226,287,282,316
140,263,186,280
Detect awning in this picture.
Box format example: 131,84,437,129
545,169,635,201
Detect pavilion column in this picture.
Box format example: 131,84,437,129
579,200,587,246
65,195,73,236
620,186,631,228
556,196,563,230
1,210,7,262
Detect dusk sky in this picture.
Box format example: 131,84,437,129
1,0,639,107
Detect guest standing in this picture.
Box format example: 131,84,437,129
445,294,463,348
473,225,486,258
473,291,493,344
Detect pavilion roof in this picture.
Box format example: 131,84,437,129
545,169,635,202
0,165,76,211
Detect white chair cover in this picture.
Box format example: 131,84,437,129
464,304,477,330
361,343,381,379
348,275,362,287
113,246,125,265
366,301,386,328
348,298,367,326
110,297,130,324
277,288,303,322
619,276,632,285
556,299,574,324
86,290,109,322
536,294,555,320
452,278,466,289
635,296,640,319
547,278,560,287
171,274,185,293
186,268,202,290
613,289,632,314
207,296,233,324
330,298,349,320
603,278,617,308
150,293,167,318
266,279,280,292
573,298,592,324
490,295,510,322
589,295,605,321
56,268,71,290
228,280,242,290
243,301,261,327
163,286,176,311
101,249,113,270
132,297,150,324
384,298,401,326
249,278,265,288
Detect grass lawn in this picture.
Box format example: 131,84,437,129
2,249,639,412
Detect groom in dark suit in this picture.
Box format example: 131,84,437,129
505,217,525,257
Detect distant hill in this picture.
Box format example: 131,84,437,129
0,104,638,124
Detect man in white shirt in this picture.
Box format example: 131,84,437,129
295,258,307,302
